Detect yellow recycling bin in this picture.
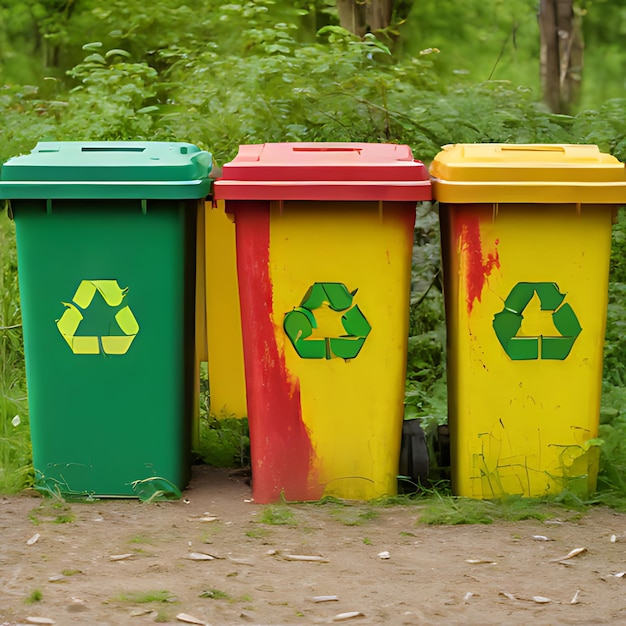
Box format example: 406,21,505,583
431,144,626,499
196,199,248,420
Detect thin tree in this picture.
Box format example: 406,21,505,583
538,0,583,114
336,0,396,37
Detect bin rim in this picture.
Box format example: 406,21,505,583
0,141,214,200
214,142,432,202
0,180,212,201
430,143,626,204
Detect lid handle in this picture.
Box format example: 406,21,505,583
291,147,362,152
500,145,566,152
81,147,145,152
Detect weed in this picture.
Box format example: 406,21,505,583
115,590,174,604
199,588,231,600
128,534,155,545
362,537,372,545
258,505,296,526
416,494,566,525
155,610,172,622
199,588,252,604
245,527,270,539
0,220,31,494
328,505,379,526
24,589,42,604
29,500,75,525
61,569,81,577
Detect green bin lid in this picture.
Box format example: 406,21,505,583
0,141,213,200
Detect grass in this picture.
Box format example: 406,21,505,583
29,500,75,525
24,589,42,604
258,505,297,526
415,494,579,526
329,505,379,527
115,590,175,604
199,588,253,603
245,527,270,539
199,588,230,600
128,534,155,545
0,219,31,494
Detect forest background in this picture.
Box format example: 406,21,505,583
0,0,625,506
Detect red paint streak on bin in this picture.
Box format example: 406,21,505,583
456,210,500,314
233,202,320,503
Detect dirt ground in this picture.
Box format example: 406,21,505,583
1,465,625,626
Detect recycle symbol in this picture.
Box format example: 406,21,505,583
283,282,372,360
492,282,582,361
56,280,139,355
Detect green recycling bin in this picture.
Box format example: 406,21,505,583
0,141,212,498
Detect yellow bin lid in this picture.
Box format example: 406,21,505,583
430,143,626,204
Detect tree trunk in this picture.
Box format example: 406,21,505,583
337,0,394,37
539,0,583,114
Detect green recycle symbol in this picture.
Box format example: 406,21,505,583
283,282,372,360
492,282,582,361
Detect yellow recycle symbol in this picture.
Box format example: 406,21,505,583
56,280,139,355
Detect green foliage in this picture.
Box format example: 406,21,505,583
24,589,42,604
196,414,250,468
329,505,378,526
417,494,566,525
199,588,231,600
29,500,75,525
115,590,175,604
0,220,31,493
258,505,297,526
609,207,626,282
60,45,164,140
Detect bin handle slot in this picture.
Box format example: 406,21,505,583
81,147,146,152
291,147,362,153
500,145,566,153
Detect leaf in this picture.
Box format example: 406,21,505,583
105,49,132,59
176,614,206,625
82,53,106,64
186,552,215,561
550,547,587,562
333,612,364,621
82,42,103,51
136,106,160,114
109,553,134,561
282,554,328,562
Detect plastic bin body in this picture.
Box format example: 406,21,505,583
1,141,212,498
201,199,247,418
215,142,431,503
431,144,626,499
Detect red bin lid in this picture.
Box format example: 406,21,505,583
214,142,431,201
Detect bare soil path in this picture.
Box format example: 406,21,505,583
1,466,625,625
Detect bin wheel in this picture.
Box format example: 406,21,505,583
398,418,429,491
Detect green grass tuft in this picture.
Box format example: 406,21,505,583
24,589,42,604
258,505,296,526
115,590,174,604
